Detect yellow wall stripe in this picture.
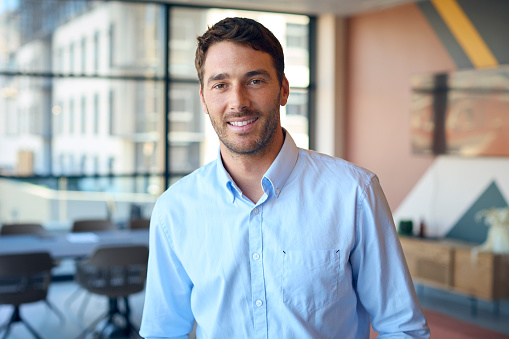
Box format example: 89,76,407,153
431,0,498,68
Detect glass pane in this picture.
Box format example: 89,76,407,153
283,88,309,148
0,176,158,230
169,8,209,79
0,1,165,76
168,7,310,158
169,7,310,88
168,82,211,173
0,75,165,176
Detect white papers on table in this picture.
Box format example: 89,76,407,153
66,232,99,243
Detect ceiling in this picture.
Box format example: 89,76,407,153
160,0,421,16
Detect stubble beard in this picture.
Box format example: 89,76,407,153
206,93,281,157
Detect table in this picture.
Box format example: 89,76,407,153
0,229,149,259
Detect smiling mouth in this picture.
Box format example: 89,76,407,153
228,117,258,127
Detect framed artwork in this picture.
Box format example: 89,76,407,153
411,65,509,157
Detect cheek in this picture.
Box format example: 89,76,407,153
203,93,221,109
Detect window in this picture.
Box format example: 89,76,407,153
93,93,99,135
109,24,114,68
93,31,99,72
108,89,114,135
69,98,75,134
69,42,75,73
81,37,87,73
81,96,87,134
0,1,312,227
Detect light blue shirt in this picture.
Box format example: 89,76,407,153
140,131,430,339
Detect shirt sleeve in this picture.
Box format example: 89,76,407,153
139,198,195,339
349,175,430,338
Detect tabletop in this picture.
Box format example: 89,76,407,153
0,229,149,259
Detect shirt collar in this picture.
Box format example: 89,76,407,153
216,129,300,203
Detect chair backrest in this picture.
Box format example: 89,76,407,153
72,219,116,233
128,218,150,230
0,252,53,306
0,223,45,236
76,245,149,298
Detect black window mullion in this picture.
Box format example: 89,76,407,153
163,4,171,190
307,16,317,151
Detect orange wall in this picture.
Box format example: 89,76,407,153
345,3,456,211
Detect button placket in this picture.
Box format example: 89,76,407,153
248,204,267,338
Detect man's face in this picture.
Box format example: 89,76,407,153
200,41,289,156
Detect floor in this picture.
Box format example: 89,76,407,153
0,279,146,339
416,284,509,336
1,279,508,338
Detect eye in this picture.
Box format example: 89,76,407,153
249,79,262,85
212,83,226,90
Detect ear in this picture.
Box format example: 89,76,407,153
279,75,290,107
199,88,209,115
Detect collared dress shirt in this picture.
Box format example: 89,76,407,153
140,131,430,339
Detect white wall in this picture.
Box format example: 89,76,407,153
394,156,509,238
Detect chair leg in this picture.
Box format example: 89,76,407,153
120,297,141,338
0,318,13,339
75,309,108,339
75,300,118,339
76,297,141,339
1,325,12,339
77,293,91,320
65,286,91,320
0,306,43,339
44,299,66,323
20,317,43,339
0,307,19,339
64,285,85,306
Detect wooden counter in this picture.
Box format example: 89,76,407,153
399,236,509,301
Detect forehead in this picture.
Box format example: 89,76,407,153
203,41,276,76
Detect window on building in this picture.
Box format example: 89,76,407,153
109,24,114,68
93,31,99,72
0,1,313,227
69,98,75,134
81,37,87,73
108,89,114,135
69,42,75,73
81,96,87,134
93,93,99,135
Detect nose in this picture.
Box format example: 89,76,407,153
228,84,250,111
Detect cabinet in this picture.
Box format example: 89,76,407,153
399,236,509,301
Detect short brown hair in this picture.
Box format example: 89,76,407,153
195,17,285,88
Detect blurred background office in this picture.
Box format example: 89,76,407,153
0,0,311,229
1,0,509,338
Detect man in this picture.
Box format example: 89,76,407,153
140,17,430,339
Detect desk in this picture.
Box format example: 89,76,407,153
0,229,149,259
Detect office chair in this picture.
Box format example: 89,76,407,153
75,245,148,338
71,219,116,233
66,219,117,319
0,252,54,339
0,223,45,236
127,218,150,230
0,223,65,323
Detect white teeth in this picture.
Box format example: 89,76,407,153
230,118,256,126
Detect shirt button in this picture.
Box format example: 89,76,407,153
275,188,281,195
255,299,263,307
252,253,260,260
253,208,259,215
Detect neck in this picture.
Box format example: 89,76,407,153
221,129,284,203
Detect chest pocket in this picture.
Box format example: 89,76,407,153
282,249,340,315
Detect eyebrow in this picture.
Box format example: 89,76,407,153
245,69,272,79
207,73,229,85
206,69,272,86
